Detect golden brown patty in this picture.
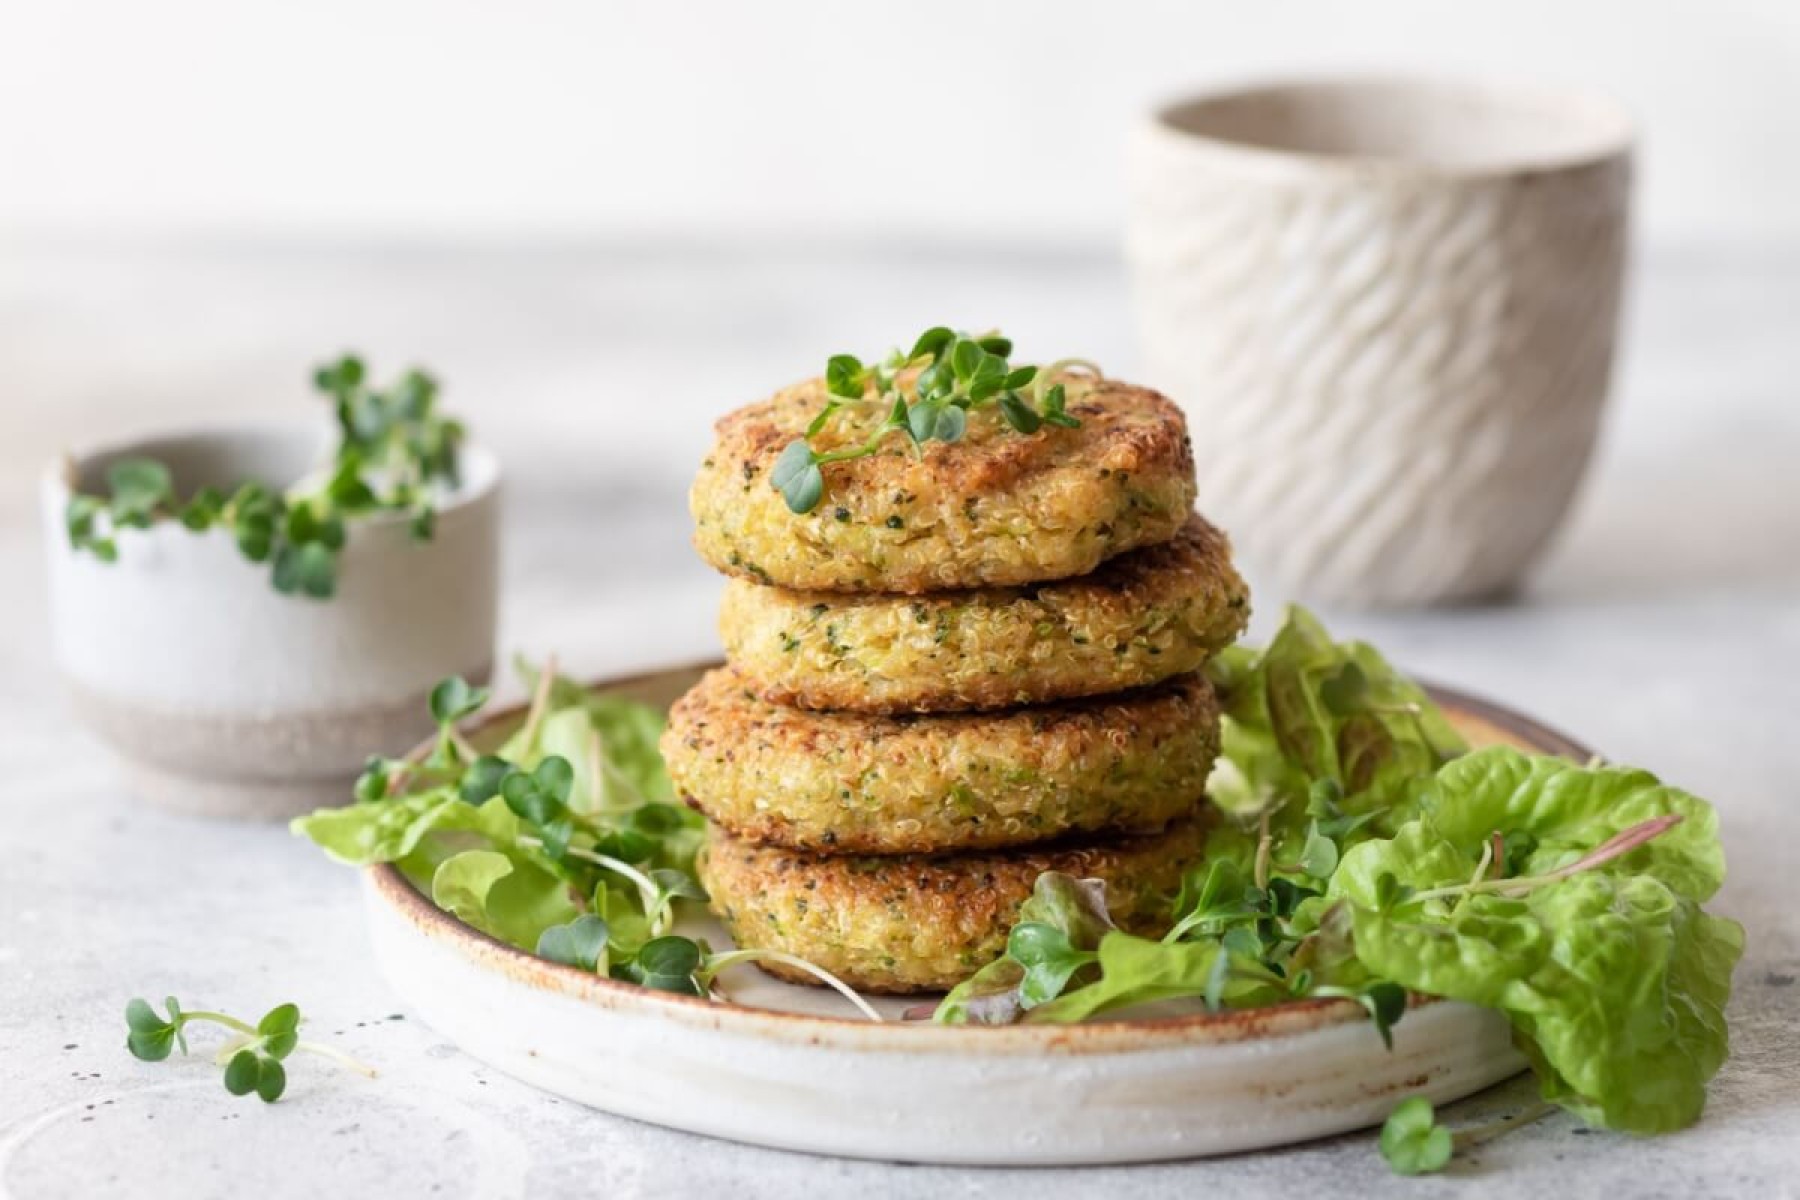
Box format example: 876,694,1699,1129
690,374,1197,593
660,667,1220,854
719,514,1249,713
698,817,1208,994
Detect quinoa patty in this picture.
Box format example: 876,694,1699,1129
698,816,1208,994
719,514,1249,713
660,667,1220,855
690,374,1196,593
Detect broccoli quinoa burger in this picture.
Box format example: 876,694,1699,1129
690,373,1197,594
698,816,1209,994
719,514,1249,713
660,667,1221,855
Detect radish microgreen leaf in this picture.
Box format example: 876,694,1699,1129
1380,1097,1453,1175
774,328,1096,513
124,996,371,1104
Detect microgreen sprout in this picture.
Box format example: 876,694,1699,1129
1380,1096,1454,1175
64,354,464,598
772,327,1096,513
1007,922,1100,1009
428,675,490,765
625,935,707,995
124,996,373,1103
703,948,885,1022
536,915,611,973
1379,1095,1558,1175
1312,980,1409,1049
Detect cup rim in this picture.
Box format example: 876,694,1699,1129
43,418,502,526
1145,73,1635,180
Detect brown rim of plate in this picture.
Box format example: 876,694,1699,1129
363,661,1592,1050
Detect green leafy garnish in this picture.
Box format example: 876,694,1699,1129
931,605,1741,1166
1379,1096,1454,1175
772,328,1095,513
536,915,611,973
1332,748,1743,1134
936,874,1117,1024
293,662,879,1022
124,996,373,1103
937,608,1463,1035
63,353,464,599
1377,1095,1558,1176
1020,931,1286,1024
429,675,491,727
1204,606,1466,828
626,935,707,995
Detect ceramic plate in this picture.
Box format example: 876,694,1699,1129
362,663,1588,1165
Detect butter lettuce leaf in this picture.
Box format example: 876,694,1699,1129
290,786,464,866
1022,932,1285,1024
935,873,1118,1025
1206,607,1465,822
1205,606,1467,877
431,848,580,951
511,659,673,807
1418,747,1726,902
294,670,698,966
1334,746,1743,1133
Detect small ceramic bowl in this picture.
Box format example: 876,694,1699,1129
1127,76,1635,606
41,422,501,819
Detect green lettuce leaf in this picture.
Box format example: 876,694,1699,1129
1333,746,1743,1133
290,787,463,865
1208,608,1464,810
510,660,673,807
1204,606,1467,871
294,668,695,967
583,694,675,806
1023,932,1285,1024
430,849,580,951
934,873,1118,1024
1420,747,1726,902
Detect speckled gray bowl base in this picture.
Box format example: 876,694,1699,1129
65,662,491,820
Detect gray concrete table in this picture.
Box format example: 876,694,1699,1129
1,244,1796,1198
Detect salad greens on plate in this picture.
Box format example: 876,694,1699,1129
281,607,1741,1173
292,660,880,1019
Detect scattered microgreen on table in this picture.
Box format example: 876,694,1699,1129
1379,1097,1455,1175
1379,1095,1559,1175
64,354,464,599
771,327,1096,513
124,996,374,1103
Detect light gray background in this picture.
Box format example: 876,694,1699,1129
3,3,1798,1197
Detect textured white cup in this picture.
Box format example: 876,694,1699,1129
42,423,501,818
1128,77,1634,606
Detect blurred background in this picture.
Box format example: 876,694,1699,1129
3,0,1797,666
4,11,1798,1186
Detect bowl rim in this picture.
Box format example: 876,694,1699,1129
42,417,501,524
1143,72,1635,180
363,662,1592,1055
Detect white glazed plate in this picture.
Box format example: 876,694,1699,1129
362,663,1588,1165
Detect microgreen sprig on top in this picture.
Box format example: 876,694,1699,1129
770,327,1097,513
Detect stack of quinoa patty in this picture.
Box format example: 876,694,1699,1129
662,369,1249,994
